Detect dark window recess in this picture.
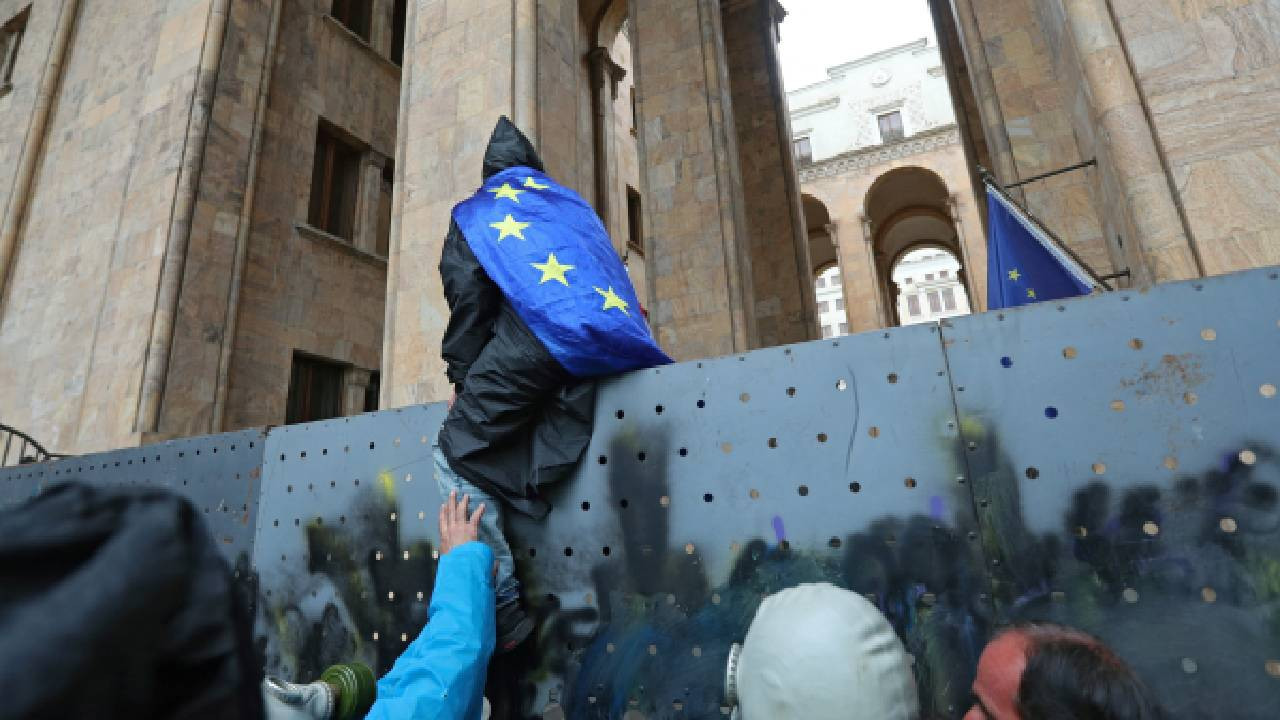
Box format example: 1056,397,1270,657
877,111,904,143
308,120,362,241
1,5,30,87
838,322,849,335
907,294,922,317
390,0,407,65
629,87,637,134
364,371,381,413
626,186,644,255
376,160,394,256
331,0,372,42
286,354,345,425
793,137,812,165
927,291,943,313
942,287,957,311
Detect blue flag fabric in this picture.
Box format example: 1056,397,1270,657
452,166,672,378
986,183,1095,310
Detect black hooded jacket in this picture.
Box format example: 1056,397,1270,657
437,117,596,519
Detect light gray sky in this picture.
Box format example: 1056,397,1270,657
777,0,938,91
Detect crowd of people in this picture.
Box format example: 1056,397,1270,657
1,117,1169,719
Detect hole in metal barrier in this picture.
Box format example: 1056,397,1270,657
697,399,706,408
1142,521,1159,536
829,536,842,549
849,482,861,493
1063,346,1078,359
619,498,629,509
904,477,917,489
598,455,607,465
528,548,537,557
1044,406,1059,418
660,495,670,507
817,432,828,443
563,547,573,557
1111,400,1125,412
637,451,647,462
581,501,590,511
1240,449,1257,465
740,393,750,403
867,427,879,438
1262,383,1277,398
767,437,777,448
1220,517,1238,533
1129,338,1143,350
703,493,713,502
678,447,688,457
1122,588,1139,603
1000,356,1012,368
1201,328,1216,341
1092,462,1107,475
615,410,625,419
786,387,796,396
798,484,809,496
836,379,848,391
655,405,664,414
749,489,760,499
887,373,898,384
1184,392,1198,405
602,546,611,556
1025,467,1039,479
685,543,695,554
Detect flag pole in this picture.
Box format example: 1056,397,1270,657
977,166,1113,292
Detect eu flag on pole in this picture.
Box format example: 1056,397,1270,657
986,181,1097,310
452,166,672,378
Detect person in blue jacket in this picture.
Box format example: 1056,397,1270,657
365,490,496,720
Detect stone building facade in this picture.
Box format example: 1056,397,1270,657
1,0,1277,455
789,38,987,334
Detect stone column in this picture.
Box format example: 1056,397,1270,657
370,0,394,58
950,0,1021,195
353,151,387,255
382,0,524,408
1058,0,1200,284
947,194,984,312
587,46,625,231
859,215,886,328
721,0,816,348
632,0,753,359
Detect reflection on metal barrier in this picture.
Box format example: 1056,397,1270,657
3,268,1278,718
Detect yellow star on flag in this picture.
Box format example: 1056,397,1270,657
594,286,630,315
490,214,530,242
532,253,575,286
487,182,525,203
523,177,549,190
1026,288,1037,299
1008,268,1021,282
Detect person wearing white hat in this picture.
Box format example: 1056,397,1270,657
725,582,920,720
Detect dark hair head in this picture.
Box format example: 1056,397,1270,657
1009,623,1165,720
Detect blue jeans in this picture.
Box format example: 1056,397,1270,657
433,445,520,607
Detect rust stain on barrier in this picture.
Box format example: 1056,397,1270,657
1120,353,1206,400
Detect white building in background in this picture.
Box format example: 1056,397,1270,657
815,266,847,338
892,248,971,325
788,38,958,164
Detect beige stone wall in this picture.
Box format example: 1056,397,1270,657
608,21,648,309
0,0,56,222
966,0,1115,279
632,0,753,360
800,134,985,334
383,0,520,408
722,0,814,347
1110,0,1280,275
220,0,397,430
0,0,215,454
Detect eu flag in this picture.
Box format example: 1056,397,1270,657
986,182,1096,310
452,166,672,378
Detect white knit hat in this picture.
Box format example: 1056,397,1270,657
727,583,919,720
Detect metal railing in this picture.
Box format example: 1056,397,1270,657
0,424,62,467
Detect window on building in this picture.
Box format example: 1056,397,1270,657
390,0,407,65
822,325,833,339
376,160,394,257
927,291,942,313
626,186,644,255
902,276,912,285
838,322,849,334
815,275,826,289
308,120,362,241
793,136,813,165
829,273,841,287
835,298,844,311
1,5,29,89
286,354,345,425
877,111,904,143
630,87,638,134
939,269,949,278
331,0,372,42
925,273,934,281
907,294,921,317
942,287,957,311
364,371,381,413
817,300,830,314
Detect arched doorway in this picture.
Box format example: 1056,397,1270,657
803,193,851,338
863,166,975,326
890,245,972,325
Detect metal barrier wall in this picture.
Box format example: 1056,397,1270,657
3,267,1278,718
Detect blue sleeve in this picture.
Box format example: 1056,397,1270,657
365,542,496,720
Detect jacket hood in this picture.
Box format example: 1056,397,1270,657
482,116,545,180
